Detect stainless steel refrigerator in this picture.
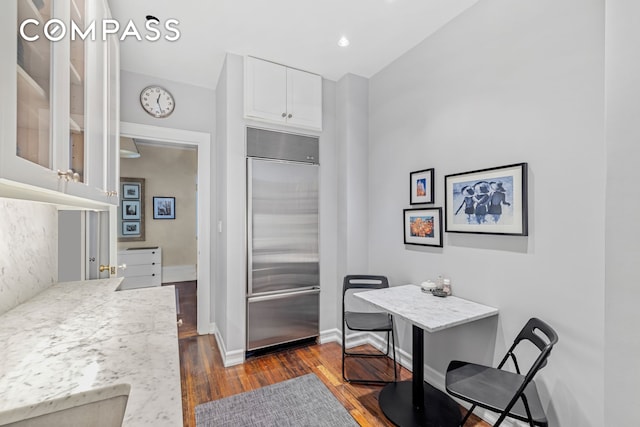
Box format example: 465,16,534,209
246,128,320,352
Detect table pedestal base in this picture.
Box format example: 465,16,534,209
379,381,462,427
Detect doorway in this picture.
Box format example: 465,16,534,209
119,122,211,335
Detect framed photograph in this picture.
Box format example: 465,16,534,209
153,197,175,219
410,168,435,204
119,177,145,242
122,221,141,236
403,207,443,247
444,163,528,236
122,200,141,220
122,183,140,199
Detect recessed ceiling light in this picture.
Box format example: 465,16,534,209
338,36,350,47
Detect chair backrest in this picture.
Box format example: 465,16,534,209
342,275,389,312
498,317,559,382
343,275,389,294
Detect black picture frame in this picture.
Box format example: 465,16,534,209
119,177,145,242
444,162,528,236
122,183,140,199
122,200,141,220
403,207,443,247
409,168,435,204
122,221,141,235
153,197,176,219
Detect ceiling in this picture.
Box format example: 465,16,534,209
109,0,479,90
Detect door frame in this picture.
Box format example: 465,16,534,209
120,122,211,335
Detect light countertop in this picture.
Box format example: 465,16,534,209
355,284,498,333
0,278,182,426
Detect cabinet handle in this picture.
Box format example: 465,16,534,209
152,251,155,254
152,273,156,276
152,262,155,265
281,112,286,118
57,169,79,182
288,114,292,119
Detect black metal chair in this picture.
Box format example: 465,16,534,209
445,318,558,427
342,275,397,384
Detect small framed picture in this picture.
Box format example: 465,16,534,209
403,207,443,247
444,162,528,236
153,197,175,219
122,200,141,220
122,183,140,200
122,221,141,236
410,168,435,204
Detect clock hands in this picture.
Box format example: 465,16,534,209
156,94,162,114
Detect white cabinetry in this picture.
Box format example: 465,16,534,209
0,0,120,209
118,248,162,290
245,56,322,131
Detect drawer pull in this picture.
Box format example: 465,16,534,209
152,273,155,276
152,251,155,254
152,262,155,265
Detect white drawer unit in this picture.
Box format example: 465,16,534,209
118,247,162,290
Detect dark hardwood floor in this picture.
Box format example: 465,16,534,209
170,281,489,427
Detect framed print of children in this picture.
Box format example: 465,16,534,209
445,162,527,236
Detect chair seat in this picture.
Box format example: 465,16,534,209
446,360,548,425
345,311,392,331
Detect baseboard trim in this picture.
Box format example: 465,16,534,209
211,323,244,367
319,328,340,344
162,265,197,283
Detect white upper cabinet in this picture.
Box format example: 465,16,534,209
245,56,322,131
0,0,119,209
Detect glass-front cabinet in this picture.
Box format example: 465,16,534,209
0,0,119,208
16,0,53,170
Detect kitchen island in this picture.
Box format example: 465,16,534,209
0,278,182,426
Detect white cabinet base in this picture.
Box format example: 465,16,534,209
118,247,161,290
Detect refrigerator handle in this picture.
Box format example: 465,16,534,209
246,158,254,296
248,288,321,303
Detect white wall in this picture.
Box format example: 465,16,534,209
120,70,215,135
336,74,370,279
368,0,605,425
215,56,229,336
604,1,640,425
318,80,340,335
214,53,246,357
58,211,84,282
0,199,58,315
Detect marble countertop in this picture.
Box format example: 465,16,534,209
0,278,182,426
355,284,498,333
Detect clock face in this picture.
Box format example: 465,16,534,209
140,86,175,118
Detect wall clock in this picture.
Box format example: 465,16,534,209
140,85,175,118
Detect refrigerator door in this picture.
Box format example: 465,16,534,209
247,158,319,296
247,289,320,351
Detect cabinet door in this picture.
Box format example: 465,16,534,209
68,0,86,184
105,32,120,200
286,68,322,131
0,0,59,192
67,0,118,205
82,0,107,198
245,56,287,124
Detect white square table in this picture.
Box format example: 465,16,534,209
355,284,498,427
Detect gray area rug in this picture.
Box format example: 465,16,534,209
195,373,359,427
